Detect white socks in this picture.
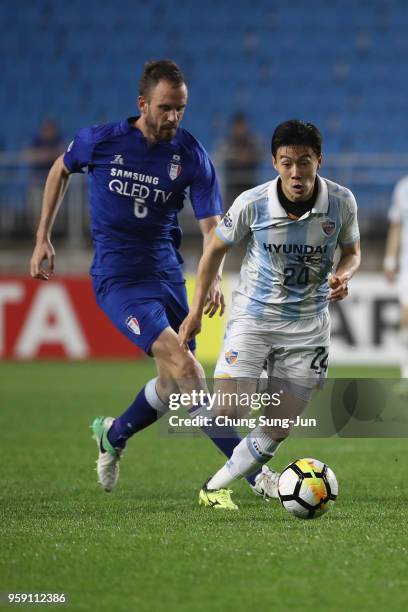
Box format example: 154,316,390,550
207,426,281,490
145,378,169,414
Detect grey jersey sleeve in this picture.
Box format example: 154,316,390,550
215,193,253,245
337,189,360,247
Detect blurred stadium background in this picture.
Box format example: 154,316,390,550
0,0,406,365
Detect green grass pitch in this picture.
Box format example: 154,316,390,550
1,361,408,612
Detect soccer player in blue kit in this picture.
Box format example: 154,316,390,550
30,60,276,498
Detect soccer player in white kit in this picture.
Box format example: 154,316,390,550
384,176,408,380
179,120,361,509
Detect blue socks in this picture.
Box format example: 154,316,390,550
107,378,168,449
107,386,158,448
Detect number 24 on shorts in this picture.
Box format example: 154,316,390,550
310,346,328,374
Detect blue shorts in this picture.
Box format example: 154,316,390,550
92,275,196,355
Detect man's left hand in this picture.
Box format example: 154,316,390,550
203,277,226,317
328,272,350,301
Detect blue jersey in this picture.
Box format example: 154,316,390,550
64,117,223,279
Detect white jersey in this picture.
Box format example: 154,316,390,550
216,175,360,321
388,176,408,276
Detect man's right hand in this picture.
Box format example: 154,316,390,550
30,238,55,280
178,311,203,348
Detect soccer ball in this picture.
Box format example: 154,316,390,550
278,458,338,519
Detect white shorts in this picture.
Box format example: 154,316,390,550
214,311,330,388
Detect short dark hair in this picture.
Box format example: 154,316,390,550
271,120,322,157
139,60,186,99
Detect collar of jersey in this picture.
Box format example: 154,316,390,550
121,116,179,147
267,175,329,219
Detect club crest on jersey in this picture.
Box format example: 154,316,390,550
225,350,238,365
126,316,141,336
168,155,182,180
321,218,336,236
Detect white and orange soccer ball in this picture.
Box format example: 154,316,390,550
278,458,338,519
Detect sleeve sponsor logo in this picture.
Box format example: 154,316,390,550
223,212,233,228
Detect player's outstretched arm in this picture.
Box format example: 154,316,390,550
199,217,226,317
30,155,71,280
179,233,230,346
328,241,361,301
383,222,401,283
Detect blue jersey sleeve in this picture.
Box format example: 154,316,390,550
190,144,224,219
63,129,94,174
